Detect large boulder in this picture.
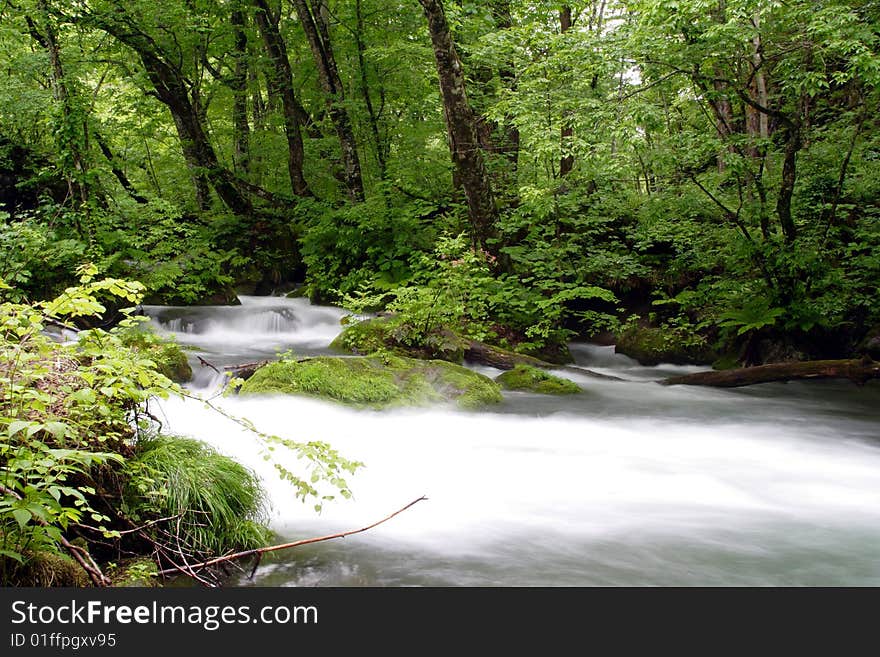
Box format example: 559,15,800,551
238,355,503,410
614,325,715,366
330,316,567,370
330,315,467,363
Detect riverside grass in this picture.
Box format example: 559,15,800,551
124,435,271,559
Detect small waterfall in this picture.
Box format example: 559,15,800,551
141,295,349,359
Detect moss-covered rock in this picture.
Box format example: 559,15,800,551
108,557,160,587
118,328,193,382
495,365,581,394
614,325,715,366
239,355,502,409
330,316,467,363
331,316,568,371
4,551,90,587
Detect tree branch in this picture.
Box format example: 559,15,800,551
155,495,428,580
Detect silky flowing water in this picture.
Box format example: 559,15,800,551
143,296,880,586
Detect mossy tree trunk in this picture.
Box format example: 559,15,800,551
419,0,498,251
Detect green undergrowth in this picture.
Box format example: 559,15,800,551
238,354,502,410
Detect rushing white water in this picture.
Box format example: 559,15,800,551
145,297,880,586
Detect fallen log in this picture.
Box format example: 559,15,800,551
223,359,269,381
464,340,554,370
661,358,880,388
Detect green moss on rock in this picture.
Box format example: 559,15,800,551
495,365,581,394
4,551,90,587
118,328,193,382
239,355,502,410
330,316,467,363
614,325,714,366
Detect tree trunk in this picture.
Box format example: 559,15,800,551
559,6,574,178
419,0,498,250
490,1,519,171
231,6,251,177
776,120,800,244
661,359,880,388
252,0,312,197
354,0,386,179
27,3,94,243
91,11,253,217
95,134,148,204
292,0,365,201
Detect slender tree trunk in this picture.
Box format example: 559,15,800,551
354,0,386,179
292,0,365,201
95,134,148,204
231,6,251,177
490,1,519,172
252,0,312,197
559,6,574,178
418,0,498,250
106,37,251,214
777,120,800,244
27,3,94,242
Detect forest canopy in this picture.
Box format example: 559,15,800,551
0,0,878,365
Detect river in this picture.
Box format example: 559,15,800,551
143,295,880,586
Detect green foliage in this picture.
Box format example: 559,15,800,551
0,265,362,582
116,327,192,383
0,269,168,579
0,213,86,301
298,195,437,302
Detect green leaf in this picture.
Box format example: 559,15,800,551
11,508,30,528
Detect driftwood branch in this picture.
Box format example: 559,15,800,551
224,359,269,381
155,495,428,580
197,355,221,374
661,358,880,388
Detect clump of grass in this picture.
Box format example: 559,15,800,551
125,435,271,559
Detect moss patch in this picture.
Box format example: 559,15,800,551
239,355,502,410
330,316,467,363
118,328,192,382
614,325,715,366
108,557,160,587
495,365,581,394
4,551,90,587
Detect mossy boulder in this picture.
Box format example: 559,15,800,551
108,557,160,587
330,316,467,363
331,316,567,371
239,355,502,410
614,325,715,366
118,328,192,382
857,325,880,360
495,365,581,394
4,551,90,587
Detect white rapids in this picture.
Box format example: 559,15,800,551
144,296,880,586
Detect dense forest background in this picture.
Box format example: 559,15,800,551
2,0,879,366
